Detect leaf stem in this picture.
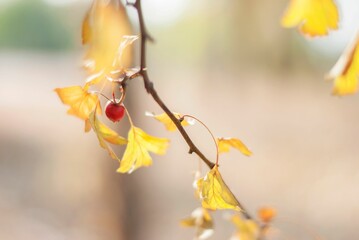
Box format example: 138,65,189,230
182,114,219,166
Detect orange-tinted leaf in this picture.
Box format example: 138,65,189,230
281,0,339,37
146,112,193,131
327,33,359,96
217,137,252,156
199,166,241,211
89,110,127,160
230,215,259,240
180,207,214,240
55,85,101,121
258,207,277,223
117,127,169,174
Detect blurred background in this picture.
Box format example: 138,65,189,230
1,0,359,239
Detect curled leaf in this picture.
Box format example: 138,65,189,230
117,127,169,174
55,85,101,121
281,0,339,37
89,110,127,160
327,33,359,96
180,207,214,240
258,207,277,224
217,138,252,156
146,112,193,132
199,166,241,211
230,215,259,240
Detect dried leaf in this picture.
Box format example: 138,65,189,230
327,33,359,96
146,112,193,132
181,207,214,240
55,85,101,121
217,138,252,156
230,215,259,240
117,127,169,174
258,207,277,223
199,166,241,211
89,110,127,160
281,0,339,37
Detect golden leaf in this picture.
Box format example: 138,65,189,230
281,0,339,37
217,138,252,156
258,207,277,223
230,215,259,240
180,207,214,240
199,166,241,211
82,8,91,45
117,127,170,174
146,112,193,132
83,1,133,77
327,33,359,96
89,110,127,160
55,85,101,121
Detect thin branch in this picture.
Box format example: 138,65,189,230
128,0,215,170
128,0,254,221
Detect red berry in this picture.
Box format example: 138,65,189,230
105,101,125,122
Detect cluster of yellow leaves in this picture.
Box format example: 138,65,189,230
281,0,339,37
327,33,359,96
217,137,252,156
117,127,169,173
197,166,241,211
181,207,214,240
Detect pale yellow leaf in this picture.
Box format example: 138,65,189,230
180,207,214,240
230,215,259,240
281,0,339,37
199,166,241,211
117,127,169,174
83,1,133,79
217,138,252,156
327,33,359,96
89,110,127,160
146,112,192,132
55,85,101,121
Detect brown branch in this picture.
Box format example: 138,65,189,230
127,0,254,221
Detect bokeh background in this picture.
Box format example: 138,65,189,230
1,0,359,239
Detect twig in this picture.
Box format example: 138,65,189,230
127,0,215,170
127,0,254,221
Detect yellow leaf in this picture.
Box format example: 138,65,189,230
180,207,214,240
258,207,277,223
55,86,101,121
146,112,193,132
281,0,339,37
199,166,241,211
217,138,252,156
89,110,127,160
231,215,259,240
82,8,91,45
83,1,133,76
327,33,359,96
117,127,169,174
